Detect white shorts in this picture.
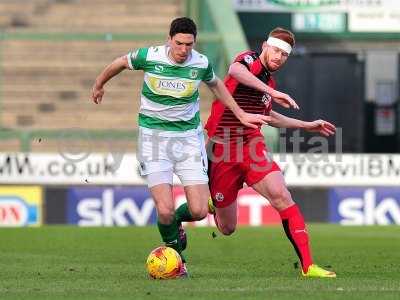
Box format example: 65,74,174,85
137,128,208,186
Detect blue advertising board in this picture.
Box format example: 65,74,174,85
329,187,400,225
67,187,156,226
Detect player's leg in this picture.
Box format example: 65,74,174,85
251,171,311,269
245,135,335,277
251,171,336,277
213,201,238,235
166,131,210,275
146,172,189,278
174,131,210,225
183,183,209,220
208,173,241,235
208,143,243,235
174,182,209,252
137,130,186,263
146,172,185,257
174,176,209,225
245,135,312,271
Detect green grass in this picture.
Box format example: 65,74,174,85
0,225,399,300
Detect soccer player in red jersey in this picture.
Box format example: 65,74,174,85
205,27,337,278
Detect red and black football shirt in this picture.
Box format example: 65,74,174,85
205,50,275,143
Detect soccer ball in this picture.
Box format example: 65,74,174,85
146,246,182,279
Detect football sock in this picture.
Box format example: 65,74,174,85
175,203,194,223
279,204,313,273
157,217,184,257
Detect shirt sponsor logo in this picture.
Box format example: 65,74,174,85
147,77,196,97
157,80,186,91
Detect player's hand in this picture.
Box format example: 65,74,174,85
237,112,272,129
91,83,104,104
304,119,336,137
269,91,299,110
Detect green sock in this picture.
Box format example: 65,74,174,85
157,217,186,262
175,203,194,223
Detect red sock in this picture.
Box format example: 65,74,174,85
279,204,313,273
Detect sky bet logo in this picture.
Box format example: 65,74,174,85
67,187,157,226
329,188,400,225
0,187,42,227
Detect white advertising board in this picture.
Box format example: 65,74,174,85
1,153,399,186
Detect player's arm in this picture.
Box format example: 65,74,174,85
206,78,270,129
91,55,130,104
229,62,299,109
268,110,336,136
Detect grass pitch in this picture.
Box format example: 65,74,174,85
0,225,399,300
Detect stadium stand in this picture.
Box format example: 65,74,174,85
0,0,180,33
0,0,214,151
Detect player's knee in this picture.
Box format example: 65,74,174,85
219,223,236,236
157,209,175,224
190,206,208,221
269,187,293,209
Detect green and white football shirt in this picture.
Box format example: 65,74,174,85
127,45,217,137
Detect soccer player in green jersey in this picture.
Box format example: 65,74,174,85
91,17,297,277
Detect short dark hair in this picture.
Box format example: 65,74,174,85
169,17,197,39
